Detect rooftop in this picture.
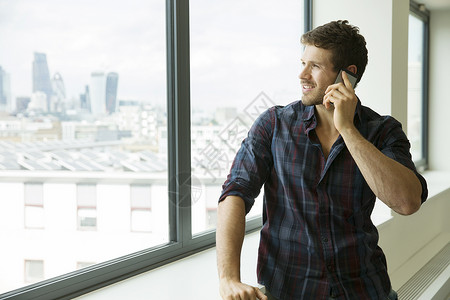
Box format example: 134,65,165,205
0,140,167,173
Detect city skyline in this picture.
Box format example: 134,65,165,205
0,51,150,112
0,52,121,115
0,0,166,106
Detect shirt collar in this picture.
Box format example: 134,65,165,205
301,97,363,129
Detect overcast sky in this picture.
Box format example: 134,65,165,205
0,0,165,103
0,0,303,110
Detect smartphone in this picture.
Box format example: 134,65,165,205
334,69,358,87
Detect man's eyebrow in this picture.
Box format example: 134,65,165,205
300,59,323,65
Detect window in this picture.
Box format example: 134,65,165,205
0,0,168,296
408,2,429,169
190,0,304,235
130,185,152,232
24,183,44,229
24,260,44,284
0,1,308,299
77,184,97,230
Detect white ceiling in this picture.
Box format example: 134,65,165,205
419,0,450,10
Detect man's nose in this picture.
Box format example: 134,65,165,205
299,67,310,80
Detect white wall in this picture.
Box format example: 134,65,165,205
429,9,450,171
313,0,409,126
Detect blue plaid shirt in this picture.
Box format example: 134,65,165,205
219,99,428,299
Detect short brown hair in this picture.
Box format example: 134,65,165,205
301,20,368,85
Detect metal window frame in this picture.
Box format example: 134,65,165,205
409,1,430,170
0,1,309,299
304,0,313,32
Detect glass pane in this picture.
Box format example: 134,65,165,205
77,208,97,230
24,260,44,283
0,0,167,294
407,14,425,162
190,0,303,235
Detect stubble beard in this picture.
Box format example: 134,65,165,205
301,86,326,107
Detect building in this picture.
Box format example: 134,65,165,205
28,91,48,112
79,85,91,112
32,53,53,111
51,72,66,112
0,139,229,293
89,72,106,115
0,66,12,112
16,97,31,113
105,72,119,114
116,102,161,151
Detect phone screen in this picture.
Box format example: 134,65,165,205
334,69,357,87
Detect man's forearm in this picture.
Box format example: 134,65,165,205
216,196,247,281
340,126,422,215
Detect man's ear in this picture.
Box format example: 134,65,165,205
346,65,357,74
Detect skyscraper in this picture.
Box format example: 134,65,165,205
52,72,66,112
0,66,11,111
16,97,31,113
90,72,106,115
80,85,91,112
52,72,66,101
105,72,119,114
32,52,53,111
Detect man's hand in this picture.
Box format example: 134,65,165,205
323,70,358,134
219,279,267,300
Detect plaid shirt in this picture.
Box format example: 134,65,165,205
219,100,428,299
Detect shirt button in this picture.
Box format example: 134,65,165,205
322,236,328,243
327,264,333,271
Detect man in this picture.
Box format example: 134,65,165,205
216,20,428,300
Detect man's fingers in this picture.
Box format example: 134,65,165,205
323,89,346,109
254,287,268,300
323,93,335,109
341,71,355,90
220,281,263,300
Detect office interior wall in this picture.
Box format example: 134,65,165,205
429,9,450,171
312,0,409,127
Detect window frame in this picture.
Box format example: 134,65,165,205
24,182,45,230
76,184,97,231
0,1,309,299
409,1,430,170
24,260,45,284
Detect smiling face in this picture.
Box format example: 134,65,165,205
299,45,339,106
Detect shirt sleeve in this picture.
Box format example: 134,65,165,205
218,107,275,214
379,117,428,203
